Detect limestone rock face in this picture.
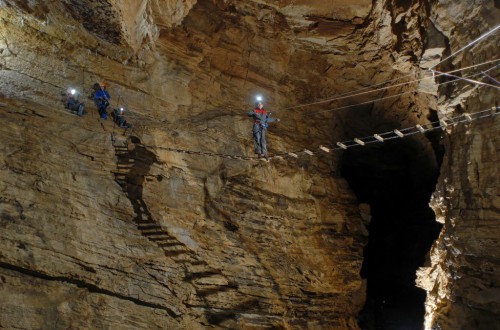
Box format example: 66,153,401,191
0,0,498,329
415,1,500,329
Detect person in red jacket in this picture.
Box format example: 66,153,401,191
247,99,279,159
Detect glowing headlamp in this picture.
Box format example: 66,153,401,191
70,89,76,95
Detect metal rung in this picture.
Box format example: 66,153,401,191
304,149,313,155
337,142,347,149
374,134,384,142
440,119,448,128
416,125,425,133
354,138,365,146
148,236,172,242
288,152,298,158
394,129,404,138
319,146,330,153
138,223,163,229
464,113,472,122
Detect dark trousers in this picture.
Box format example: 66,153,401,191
252,124,267,155
66,99,85,116
96,99,109,118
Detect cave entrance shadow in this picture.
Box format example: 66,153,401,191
340,137,443,330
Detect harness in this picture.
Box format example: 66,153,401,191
254,108,269,129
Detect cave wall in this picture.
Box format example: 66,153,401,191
0,0,498,329
0,1,374,328
416,1,500,329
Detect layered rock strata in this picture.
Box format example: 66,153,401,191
416,1,500,328
0,1,373,328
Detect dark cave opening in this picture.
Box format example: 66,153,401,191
341,135,443,330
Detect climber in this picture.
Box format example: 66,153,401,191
111,107,132,128
93,82,110,119
64,88,85,116
247,97,280,160
90,82,100,99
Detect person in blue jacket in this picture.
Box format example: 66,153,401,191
247,99,279,159
93,82,110,119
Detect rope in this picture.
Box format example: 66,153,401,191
326,108,496,150
2,20,497,119
142,145,257,161
285,59,500,110
429,25,500,71
272,107,498,159
138,107,499,162
80,60,500,125
284,23,499,112
305,64,499,116
481,71,500,85
432,70,500,90
309,90,417,115
284,73,418,110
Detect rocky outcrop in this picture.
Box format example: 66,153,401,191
416,1,500,329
